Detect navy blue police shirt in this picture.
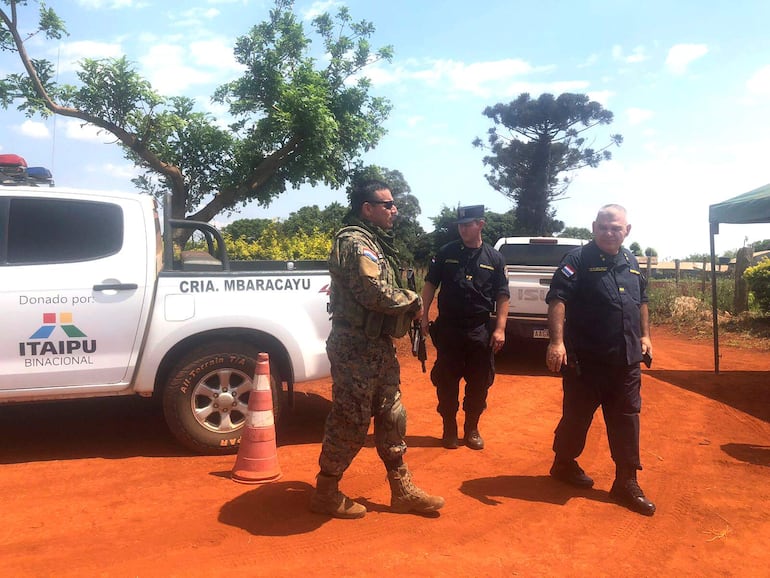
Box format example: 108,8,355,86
426,240,510,325
545,240,647,366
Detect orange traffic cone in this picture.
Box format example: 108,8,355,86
231,352,282,484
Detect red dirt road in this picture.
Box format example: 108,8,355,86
2,327,769,577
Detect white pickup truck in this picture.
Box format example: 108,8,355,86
493,237,587,340
0,186,332,454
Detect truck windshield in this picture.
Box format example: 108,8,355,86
499,243,582,267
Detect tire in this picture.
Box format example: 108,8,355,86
163,341,282,455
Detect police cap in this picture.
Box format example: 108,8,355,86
456,205,485,224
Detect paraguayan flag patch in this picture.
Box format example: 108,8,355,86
560,264,576,278
362,248,379,263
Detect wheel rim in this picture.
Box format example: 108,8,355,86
189,367,252,434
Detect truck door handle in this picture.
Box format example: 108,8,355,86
93,283,138,291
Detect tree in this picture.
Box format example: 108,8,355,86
644,247,658,257
0,0,393,223
479,209,518,246
561,227,593,240
753,239,770,252
221,218,274,242
473,93,621,236
281,203,347,237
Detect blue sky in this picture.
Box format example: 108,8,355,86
2,0,770,259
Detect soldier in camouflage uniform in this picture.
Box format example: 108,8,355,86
310,179,445,519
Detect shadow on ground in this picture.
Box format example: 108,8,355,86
0,396,181,463
219,480,325,536
647,370,770,423
0,389,332,463
721,442,770,467
460,474,612,507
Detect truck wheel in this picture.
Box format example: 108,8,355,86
163,342,282,455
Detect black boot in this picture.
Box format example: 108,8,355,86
549,457,594,488
463,413,484,450
610,465,655,516
441,415,458,449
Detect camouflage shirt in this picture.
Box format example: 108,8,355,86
328,223,419,338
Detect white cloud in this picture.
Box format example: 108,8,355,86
372,58,554,98
611,45,648,64
587,90,614,106
174,7,222,27
665,44,708,75
502,80,590,98
62,118,111,142
626,107,654,125
76,0,144,9
425,59,535,96
189,39,242,72
303,1,342,20
578,54,599,68
406,116,424,128
140,44,214,94
86,162,138,180
746,64,770,96
16,120,51,139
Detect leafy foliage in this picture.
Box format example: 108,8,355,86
191,227,332,261
1,0,393,224
473,93,621,236
221,218,273,242
743,258,770,313
560,226,592,240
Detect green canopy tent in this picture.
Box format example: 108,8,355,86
708,183,770,373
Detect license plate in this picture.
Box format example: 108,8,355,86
533,328,549,339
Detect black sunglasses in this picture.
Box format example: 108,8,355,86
367,200,396,210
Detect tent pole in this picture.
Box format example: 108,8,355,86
709,222,720,374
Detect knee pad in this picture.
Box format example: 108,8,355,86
374,395,407,461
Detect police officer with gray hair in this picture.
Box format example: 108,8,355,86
546,204,655,516
421,205,510,450
310,179,444,519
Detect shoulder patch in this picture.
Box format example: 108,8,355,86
560,264,576,278
361,248,379,263
359,252,380,278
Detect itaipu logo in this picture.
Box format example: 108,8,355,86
30,312,86,339
19,312,97,365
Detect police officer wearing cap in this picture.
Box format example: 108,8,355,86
545,204,655,516
421,205,510,450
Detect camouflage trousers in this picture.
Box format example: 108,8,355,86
318,324,407,477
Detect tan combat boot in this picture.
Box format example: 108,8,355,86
387,463,445,514
310,473,366,519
